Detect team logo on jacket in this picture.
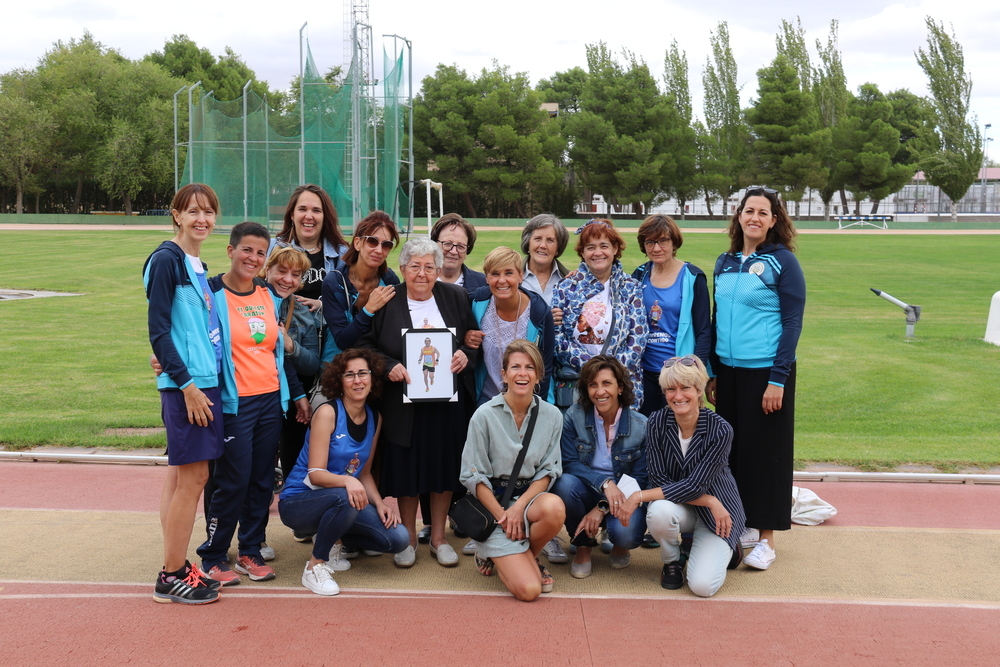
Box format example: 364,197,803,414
248,317,267,344
749,262,765,276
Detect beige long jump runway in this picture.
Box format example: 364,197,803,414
2,461,999,665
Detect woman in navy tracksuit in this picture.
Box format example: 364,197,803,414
707,186,805,571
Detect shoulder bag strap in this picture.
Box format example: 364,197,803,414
499,400,540,509
599,286,617,356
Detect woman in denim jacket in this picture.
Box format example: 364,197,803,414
551,219,647,409
551,356,648,579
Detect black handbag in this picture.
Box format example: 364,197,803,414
449,402,540,542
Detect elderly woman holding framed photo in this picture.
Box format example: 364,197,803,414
358,238,478,569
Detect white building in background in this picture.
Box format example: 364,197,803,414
577,168,1000,219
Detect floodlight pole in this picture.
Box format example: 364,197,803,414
299,22,307,184
871,288,921,339
243,80,251,221
173,85,188,190
419,179,443,236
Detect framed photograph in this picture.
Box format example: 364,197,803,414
402,327,457,403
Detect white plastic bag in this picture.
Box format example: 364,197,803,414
790,486,837,525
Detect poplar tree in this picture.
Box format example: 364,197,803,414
915,17,982,222
662,40,698,217
813,20,851,216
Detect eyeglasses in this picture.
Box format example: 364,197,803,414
745,185,778,196
643,239,672,250
575,219,612,235
359,236,395,252
663,356,698,369
437,240,468,254
342,370,373,380
405,263,438,275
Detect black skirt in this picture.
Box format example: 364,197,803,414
714,362,796,531
379,397,467,498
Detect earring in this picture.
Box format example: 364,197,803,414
533,383,541,395
501,382,509,393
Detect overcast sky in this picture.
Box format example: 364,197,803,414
4,0,998,154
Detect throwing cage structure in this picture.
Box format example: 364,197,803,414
173,0,413,232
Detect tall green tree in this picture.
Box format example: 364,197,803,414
536,67,588,114
915,17,982,222
776,17,811,92
566,42,683,215
662,40,698,216
813,20,852,216
696,22,746,217
747,53,830,213
414,62,566,218
0,94,55,213
830,83,915,214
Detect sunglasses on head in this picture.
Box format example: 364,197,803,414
575,219,612,235
662,356,698,369
745,185,778,197
359,236,395,251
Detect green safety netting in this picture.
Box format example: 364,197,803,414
180,43,409,232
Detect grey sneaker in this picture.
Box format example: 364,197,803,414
541,537,569,564
327,543,352,572
259,542,275,561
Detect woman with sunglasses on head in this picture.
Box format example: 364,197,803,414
551,218,647,409
278,348,409,596
322,211,401,362
631,215,711,417
619,355,745,597
706,186,805,571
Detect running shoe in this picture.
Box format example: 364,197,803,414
234,554,276,581
541,537,569,564
154,562,220,604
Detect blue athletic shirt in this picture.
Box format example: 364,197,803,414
640,273,683,372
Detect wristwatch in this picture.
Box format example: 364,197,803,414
596,499,610,514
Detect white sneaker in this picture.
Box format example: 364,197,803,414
541,537,569,564
362,550,382,557
393,545,416,568
462,539,478,556
260,542,275,561
740,528,760,549
743,539,776,570
327,543,352,572
301,561,339,596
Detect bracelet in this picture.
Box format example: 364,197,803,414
639,490,644,503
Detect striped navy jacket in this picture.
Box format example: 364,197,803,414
645,407,746,552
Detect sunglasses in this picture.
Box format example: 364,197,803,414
745,185,778,196
359,236,396,251
575,219,612,235
662,356,698,369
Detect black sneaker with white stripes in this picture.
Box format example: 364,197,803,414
154,561,221,604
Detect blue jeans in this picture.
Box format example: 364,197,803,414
278,487,410,562
198,391,283,568
551,473,646,549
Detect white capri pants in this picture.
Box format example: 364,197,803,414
646,499,734,598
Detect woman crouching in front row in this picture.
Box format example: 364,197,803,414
278,349,409,595
620,355,745,597
460,340,566,601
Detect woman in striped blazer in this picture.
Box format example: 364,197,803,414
619,355,745,597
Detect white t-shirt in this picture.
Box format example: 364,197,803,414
678,428,692,458
408,296,445,329
573,282,612,356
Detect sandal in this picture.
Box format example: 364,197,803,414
475,553,495,577
536,557,554,593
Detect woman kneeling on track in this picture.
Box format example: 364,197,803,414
459,340,566,601
619,355,746,597
278,348,409,596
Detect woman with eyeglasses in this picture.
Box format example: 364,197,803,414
551,218,647,409
278,348,409,596
322,211,401,362
358,238,479,568
631,215,711,417
430,213,487,293
706,186,805,571
619,355,745,597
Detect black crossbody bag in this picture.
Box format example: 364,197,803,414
449,402,540,542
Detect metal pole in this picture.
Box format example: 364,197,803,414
265,102,271,229
299,22,307,185
407,38,414,233
187,82,201,182
201,90,213,187
173,85,187,190
243,80,251,221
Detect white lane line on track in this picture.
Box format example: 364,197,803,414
2,582,999,609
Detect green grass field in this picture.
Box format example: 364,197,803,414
1,228,998,469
